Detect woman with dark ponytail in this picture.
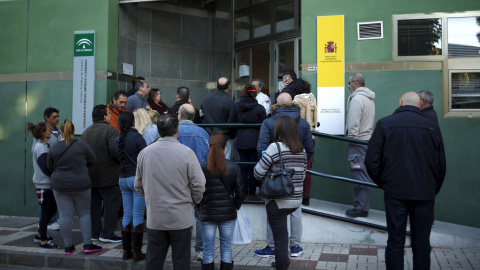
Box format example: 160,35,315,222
114,111,147,262
47,120,101,255
198,131,244,270
27,122,59,249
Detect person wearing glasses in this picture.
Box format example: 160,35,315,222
345,73,376,218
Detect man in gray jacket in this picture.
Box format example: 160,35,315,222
345,73,376,218
135,114,205,270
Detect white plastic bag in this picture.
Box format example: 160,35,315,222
232,207,252,244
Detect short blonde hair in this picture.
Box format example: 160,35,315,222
133,108,153,135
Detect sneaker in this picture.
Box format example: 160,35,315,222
91,236,99,241
255,246,275,258
83,244,103,254
196,251,203,261
34,235,53,243
346,207,368,218
39,240,58,249
47,222,60,231
290,245,304,257
65,245,76,255
99,235,122,243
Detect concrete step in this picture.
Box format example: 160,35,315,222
232,198,480,249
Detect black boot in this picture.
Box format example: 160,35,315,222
201,262,214,270
121,223,132,260
220,261,234,270
132,224,146,262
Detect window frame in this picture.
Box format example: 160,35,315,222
393,11,480,118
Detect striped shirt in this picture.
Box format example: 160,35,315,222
254,142,307,209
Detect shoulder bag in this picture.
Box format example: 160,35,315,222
258,142,295,199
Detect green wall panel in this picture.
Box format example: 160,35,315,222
0,0,28,74
302,0,480,64
308,70,480,227
0,82,29,216
27,0,117,73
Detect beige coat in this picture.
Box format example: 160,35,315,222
135,136,206,230
346,87,376,141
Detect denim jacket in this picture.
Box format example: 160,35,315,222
177,121,210,162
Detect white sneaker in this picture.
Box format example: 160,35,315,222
47,222,60,231
196,251,203,261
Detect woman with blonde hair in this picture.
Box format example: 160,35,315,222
199,131,244,270
145,106,161,124
133,108,159,145
47,120,102,255
26,122,58,249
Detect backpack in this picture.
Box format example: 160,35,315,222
293,93,318,131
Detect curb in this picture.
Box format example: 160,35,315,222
0,249,282,270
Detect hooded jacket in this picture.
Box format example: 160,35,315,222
346,87,375,141
227,96,267,149
256,102,314,161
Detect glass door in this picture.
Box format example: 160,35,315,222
275,38,301,93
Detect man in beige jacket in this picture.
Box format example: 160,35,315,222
345,73,376,218
135,114,206,270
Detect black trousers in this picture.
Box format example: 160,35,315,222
384,193,434,270
39,189,57,241
91,185,121,238
146,227,192,270
266,200,297,270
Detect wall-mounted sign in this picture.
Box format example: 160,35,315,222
72,30,95,134
123,63,133,76
317,16,345,135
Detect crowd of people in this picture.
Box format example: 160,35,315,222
26,70,445,270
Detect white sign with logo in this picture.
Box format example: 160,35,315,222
72,30,95,134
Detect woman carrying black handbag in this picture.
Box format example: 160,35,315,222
253,115,307,270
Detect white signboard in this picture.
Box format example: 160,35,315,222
72,30,95,134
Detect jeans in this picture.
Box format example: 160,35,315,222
91,185,122,238
266,206,302,247
266,201,297,270
237,148,259,195
146,227,192,270
201,219,236,264
384,194,434,270
348,144,372,211
224,139,234,160
194,205,203,252
119,176,146,229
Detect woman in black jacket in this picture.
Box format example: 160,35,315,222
115,112,147,262
227,84,267,200
199,131,245,270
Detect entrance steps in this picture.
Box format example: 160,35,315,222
194,198,480,249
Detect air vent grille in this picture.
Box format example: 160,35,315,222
357,21,383,40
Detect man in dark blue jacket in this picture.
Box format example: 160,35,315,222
254,92,314,259
365,92,446,270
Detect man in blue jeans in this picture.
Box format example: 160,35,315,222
177,104,210,261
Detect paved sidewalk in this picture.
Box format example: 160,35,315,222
1,216,479,269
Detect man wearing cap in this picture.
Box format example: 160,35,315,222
200,77,235,159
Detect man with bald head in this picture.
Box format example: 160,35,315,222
365,92,446,270
200,77,235,159
254,92,314,258
177,103,210,261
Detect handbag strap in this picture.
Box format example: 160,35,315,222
218,176,234,200
275,142,285,169
123,148,137,166
53,139,78,169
